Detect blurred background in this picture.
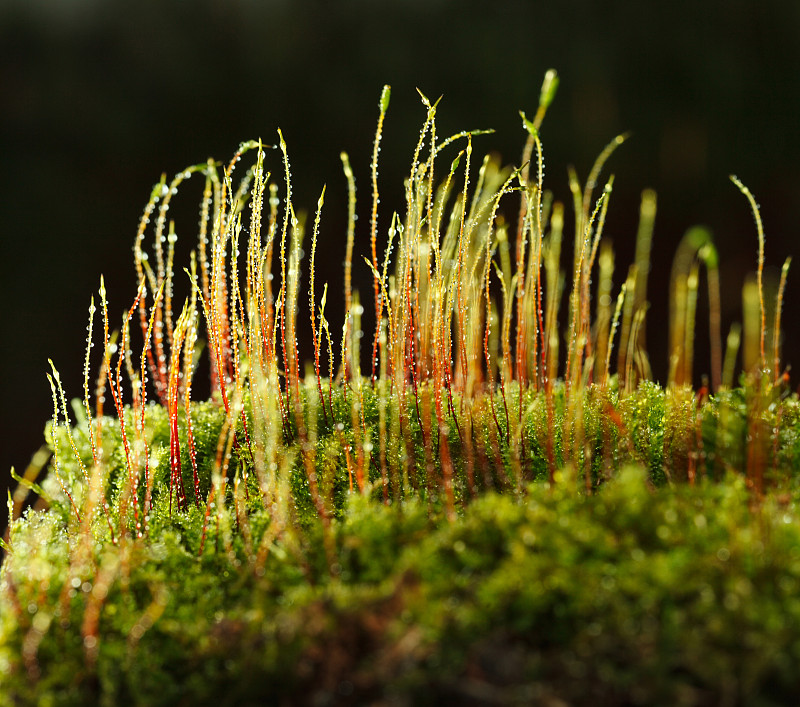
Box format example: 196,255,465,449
2,0,800,497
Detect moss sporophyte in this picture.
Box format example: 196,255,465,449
3,70,800,704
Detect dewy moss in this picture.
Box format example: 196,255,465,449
3,70,800,704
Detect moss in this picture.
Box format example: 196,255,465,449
5,71,800,704
6,470,800,705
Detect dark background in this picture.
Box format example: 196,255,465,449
2,0,800,497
